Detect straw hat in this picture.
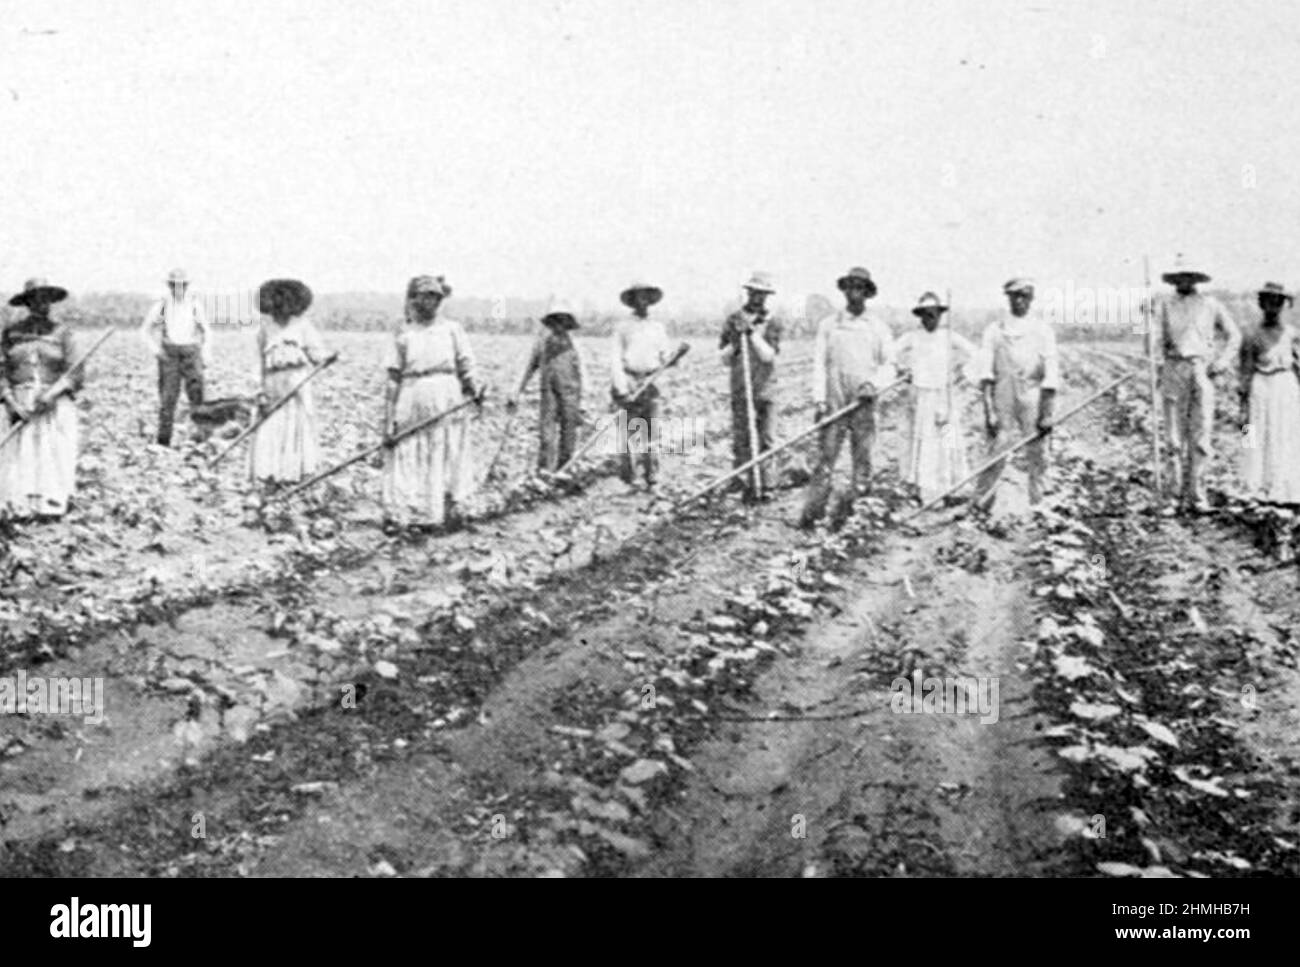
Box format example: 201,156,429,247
9,277,69,308
258,279,313,318
1162,255,1210,285
836,267,877,297
166,268,190,286
620,281,663,308
742,271,776,294
911,291,949,317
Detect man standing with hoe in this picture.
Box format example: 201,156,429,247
140,268,209,447
609,281,688,490
1150,257,1240,514
800,266,896,530
720,272,782,503
973,278,1059,509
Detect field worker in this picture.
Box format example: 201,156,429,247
507,299,586,473
249,279,331,488
799,266,896,530
609,281,689,489
1150,258,1240,513
1238,282,1300,504
0,279,83,518
140,268,209,447
895,292,977,505
971,278,1059,508
720,271,783,502
382,275,486,532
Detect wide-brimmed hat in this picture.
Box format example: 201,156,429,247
742,271,776,294
1162,255,1210,285
620,281,662,308
166,268,190,286
836,267,877,297
911,291,949,317
542,298,580,330
1003,277,1035,295
1258,281,1294,305
9,277,69,308
258,278,313,318
407,275,452,300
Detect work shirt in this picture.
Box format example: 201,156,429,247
522,329,585,395
140,293,209,352
610,314,674,396
0,317,82,394
1153,292,1240,368
895,328,977,390
975,313,1060,391
811,309,896,408
720,310,783,402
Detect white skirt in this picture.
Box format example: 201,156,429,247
1242,370,1300,503
382,374,475,525
905,385,970,503
0,389,78,517
249,367,321,484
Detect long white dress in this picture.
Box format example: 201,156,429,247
382,319,479,525
249,317,326,483
0,319,80,517
895,327,975,503
1240,323,1300,503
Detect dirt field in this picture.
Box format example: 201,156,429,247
1,326,1297,878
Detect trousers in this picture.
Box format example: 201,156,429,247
801,401,875,524
1161,358,1215,505
974,376,1047,505
539,372,581,471
157,343,205,445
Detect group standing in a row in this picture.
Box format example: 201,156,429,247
1,260,1297,524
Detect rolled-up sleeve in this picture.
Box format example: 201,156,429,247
974,325,996,384
1212,299,1241,371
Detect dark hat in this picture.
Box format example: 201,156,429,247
9,277,69,308
911,291,949,317
1258,281,1293,304
258,278,313,318
620,281,663,308
836,267,877,297
407,275,452,300
542,298,580,330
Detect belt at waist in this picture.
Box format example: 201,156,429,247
623,367,656,379
402,367,456,380
161,341,202,351
1253,367,1293,376
266,362,308,374
1163,354,1204,362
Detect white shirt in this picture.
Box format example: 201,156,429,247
896,328,977,389
140,292,209,352
811,309,896,407
975,312,1060,391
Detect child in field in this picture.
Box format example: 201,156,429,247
508,301,586,473
249,279,328,486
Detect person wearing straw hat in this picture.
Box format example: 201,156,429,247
507,299,587,472
0,279,82,518
971,278,1060,508
720,271,783,502
249,279,329,488
799,266,896,529
895,292,977,505
382,275,486,531
1238,282,1300,504
609,281,688,489
1149,257,1240,513
140,268,210,447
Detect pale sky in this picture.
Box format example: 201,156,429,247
2,0,1299,313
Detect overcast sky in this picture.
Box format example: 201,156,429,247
2,0,1298,312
